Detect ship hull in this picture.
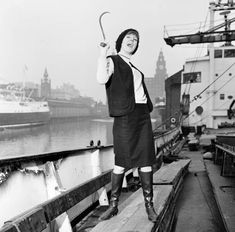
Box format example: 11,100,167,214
0,111,50,128
0,100,50,128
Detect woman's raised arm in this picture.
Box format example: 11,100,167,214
96,43,114,84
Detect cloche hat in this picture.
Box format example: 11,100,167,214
115,28,139,54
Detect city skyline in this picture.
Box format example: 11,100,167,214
0,1,215,103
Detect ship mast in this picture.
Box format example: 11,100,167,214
208,2,216,128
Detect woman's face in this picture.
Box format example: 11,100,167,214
120,33,138,54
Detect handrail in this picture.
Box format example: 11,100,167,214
0,127,180,167
215,144,235,157
154,127,179,139
0,170,111,232
0,144,113,166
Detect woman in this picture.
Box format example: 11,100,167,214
96,28,157,222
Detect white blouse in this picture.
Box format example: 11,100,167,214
117,55,147,104
96,54,147,103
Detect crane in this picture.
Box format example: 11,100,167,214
164,1,235,47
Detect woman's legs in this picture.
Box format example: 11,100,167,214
100,165,158,222
139,166,158,222
99,165,125,220
139,166,152,172
113,165,125,174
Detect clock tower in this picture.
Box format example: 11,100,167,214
145,50,168,105
41,68,51,99
154,49,167,102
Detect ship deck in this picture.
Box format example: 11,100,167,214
74,136,235,232
173,148,230,231
1,132,234,232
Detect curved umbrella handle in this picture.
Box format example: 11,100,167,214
99,11,110,47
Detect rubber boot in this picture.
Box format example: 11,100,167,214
99,172,124,220
138,170,158,222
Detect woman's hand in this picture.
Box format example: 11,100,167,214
99,41,110,57
100,41,108,47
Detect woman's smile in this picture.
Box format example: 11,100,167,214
121,34,138,54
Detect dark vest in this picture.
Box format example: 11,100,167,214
105,55,153,117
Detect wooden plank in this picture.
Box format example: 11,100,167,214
153,159,190,188
89,160,190,232
90,185,174,232
41,170,111,222
173,176,184,201
91,188,145,232
155,199,175,232
0,208,46,232
216,144,235,157
0,225,17,232
171,139,186,156
214,146,223,165
152,187,175,232
0,170,111,232
205,160,235,232
16,208,47,232
221,152,235,177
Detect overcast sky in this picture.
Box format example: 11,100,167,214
0,0,217,102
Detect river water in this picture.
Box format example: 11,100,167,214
0,118,114,159
0,118,116,227
0,117,159,226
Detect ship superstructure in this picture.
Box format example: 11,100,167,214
0,86,50,128
164,0,235,129
182,45,235,129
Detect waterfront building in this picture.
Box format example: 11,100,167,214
51,83,80,100
39,68,107,118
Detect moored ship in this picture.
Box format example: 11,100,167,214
0,87,50,128
164,0,235,132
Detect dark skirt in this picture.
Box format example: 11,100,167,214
113,104,156,169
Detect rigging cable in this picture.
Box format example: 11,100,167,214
182,10,209,97
187,73,235,125
190,62,235,103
